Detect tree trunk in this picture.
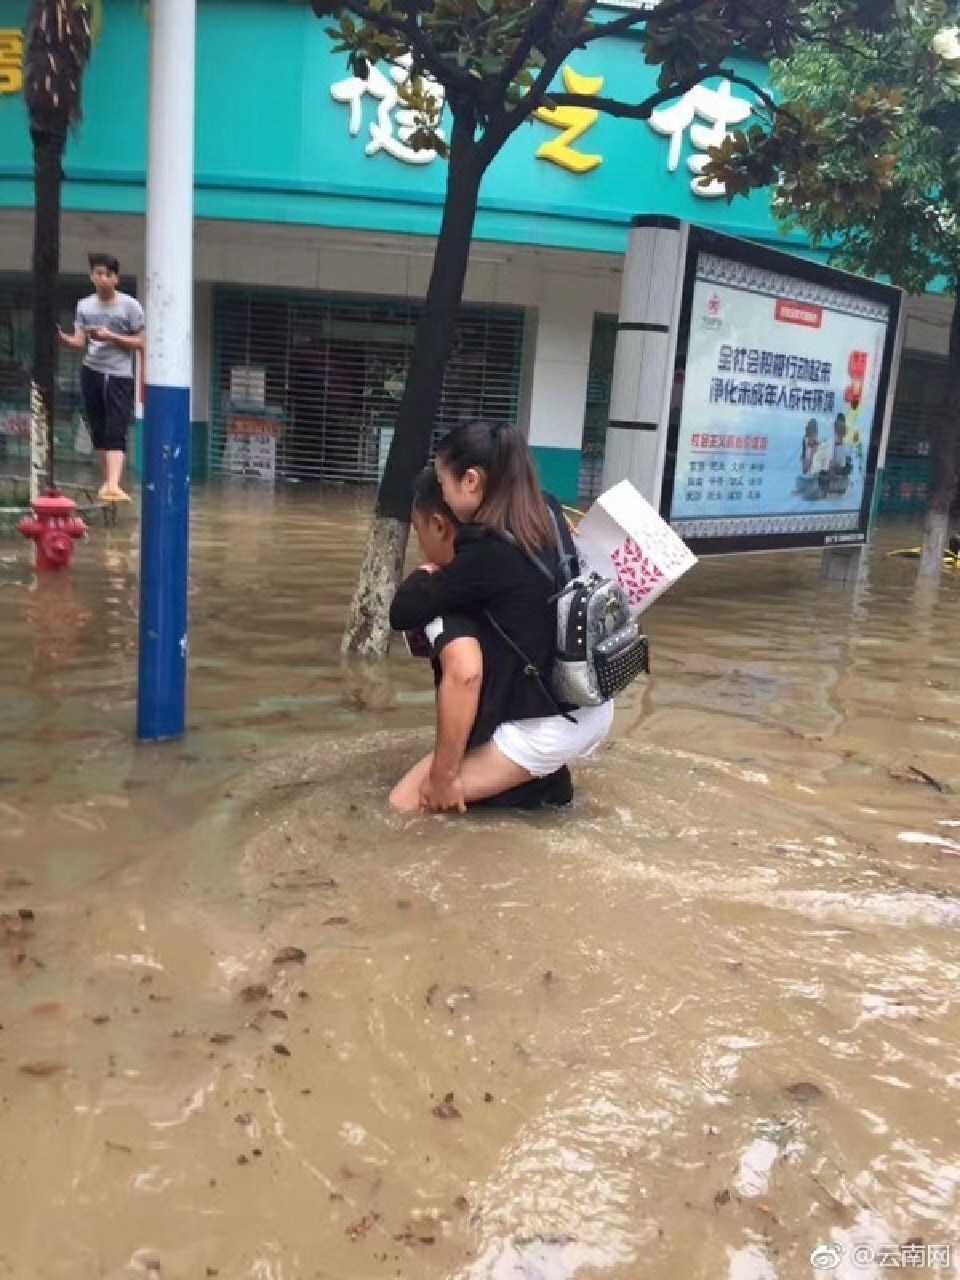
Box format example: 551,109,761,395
918,295,960,580
341,114,484,660
340,512,410,660
31,126,64,494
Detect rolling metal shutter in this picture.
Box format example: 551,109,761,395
210,288,525,483
579,314,617,504
878,352,940,515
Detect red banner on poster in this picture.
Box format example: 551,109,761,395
775,299,822,329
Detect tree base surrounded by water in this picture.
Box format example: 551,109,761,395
919,508,950,580
341,513,410,660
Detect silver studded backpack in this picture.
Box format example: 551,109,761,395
485,507,649,711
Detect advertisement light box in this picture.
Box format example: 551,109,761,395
605,221,902,556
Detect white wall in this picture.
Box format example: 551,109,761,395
0,211,148,280
523,274,599,453
904,291,953,357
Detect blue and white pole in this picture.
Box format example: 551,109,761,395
137,0,196,740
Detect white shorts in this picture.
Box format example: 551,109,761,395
492,700,615,778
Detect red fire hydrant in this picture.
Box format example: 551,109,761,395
19,492,87,571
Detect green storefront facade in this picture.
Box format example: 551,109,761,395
0,0,943,506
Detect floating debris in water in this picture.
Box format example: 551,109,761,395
432,1092,461,1120
346,1213,381,1241
239,983,270,1002
30,1001,67,1018
444,985,477,1013
784,1081,825,1105
19,1060,65,1077
393,1229,436,1246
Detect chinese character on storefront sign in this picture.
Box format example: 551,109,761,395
534,65,604,174
648,81,752,197
0,29,23,95
330,53,445,165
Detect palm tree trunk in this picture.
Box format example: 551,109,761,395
341,113,485,660
31,126,65,493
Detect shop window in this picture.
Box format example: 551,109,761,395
211,289,525,484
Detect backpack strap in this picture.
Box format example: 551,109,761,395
545,505,578,587
497,528,556,587
495,509,578,597
481,608,577,724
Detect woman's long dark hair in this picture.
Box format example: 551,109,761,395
436,420,555,555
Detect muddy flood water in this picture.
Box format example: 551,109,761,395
1,484,959,1280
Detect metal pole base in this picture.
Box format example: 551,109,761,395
137,385,190,740
820,544,864,586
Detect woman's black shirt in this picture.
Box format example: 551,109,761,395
389,496,577,732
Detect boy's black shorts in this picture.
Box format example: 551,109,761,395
81,366,134,452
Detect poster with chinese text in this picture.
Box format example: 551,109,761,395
669,252,893,547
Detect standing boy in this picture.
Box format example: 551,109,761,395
58,253,145,502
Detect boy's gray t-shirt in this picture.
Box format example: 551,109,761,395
75,292,145,377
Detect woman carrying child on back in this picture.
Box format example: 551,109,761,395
389,419,614,813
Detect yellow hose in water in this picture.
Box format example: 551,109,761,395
887,546,960,565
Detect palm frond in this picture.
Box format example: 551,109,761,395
24,0,93,135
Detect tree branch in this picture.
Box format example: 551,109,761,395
573,0,720,45
488,0,770,152
476,18,578,168
717,71,778,115
315,0,476,96
573,0,865,57
547,68,792,126
400,16,477,96
477,50,732,172
526,61,723,123
492,0,563,99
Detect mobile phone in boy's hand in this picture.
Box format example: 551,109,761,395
403,629,433,659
